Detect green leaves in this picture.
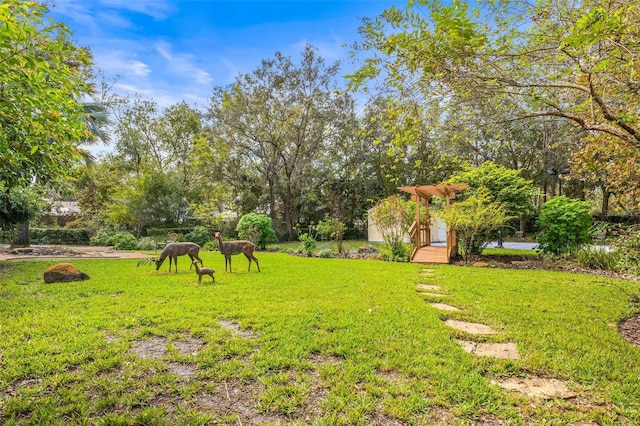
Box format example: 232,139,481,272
1,0,94,194
537,196,593,255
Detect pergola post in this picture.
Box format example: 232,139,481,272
414,194,421,249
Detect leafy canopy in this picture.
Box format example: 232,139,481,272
349,0,640,146
0,0,94,189
446,161,535,217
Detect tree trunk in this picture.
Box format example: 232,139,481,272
601,189,610,220
11,222,30,248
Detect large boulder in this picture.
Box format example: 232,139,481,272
43,263,90,283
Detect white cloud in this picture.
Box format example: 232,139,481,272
98,0,174,20
96,51,152,77
96,11,134,29
154,41,213,86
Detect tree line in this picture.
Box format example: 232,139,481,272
2,0,639,246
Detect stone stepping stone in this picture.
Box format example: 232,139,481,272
457,340,520,359
444,319,497,335
492,377,576,400
416,284,442,291
429,303,461,311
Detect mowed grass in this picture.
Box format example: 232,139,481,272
0,252,639,425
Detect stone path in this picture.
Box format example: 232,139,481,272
415,267,576,400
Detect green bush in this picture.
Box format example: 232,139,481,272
379,243,409,262
613,227,640,277
536,196,592,255
236,213,277,250
576,247,620,271
91,230,116,246
30,228,92,245
298,233,317,257
185,226,211,247
137,237,158,251
203,240,218,251
112,232,138,250
317,248,335,258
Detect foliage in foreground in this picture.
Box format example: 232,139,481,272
370,195,412,261
537,196,593,255
0,254,639,424
236,213,277,250
437,190,511,261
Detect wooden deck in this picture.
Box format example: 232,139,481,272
411,246,449,264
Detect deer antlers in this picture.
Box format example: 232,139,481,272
137,257,157,267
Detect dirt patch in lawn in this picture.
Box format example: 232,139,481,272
130,336,168,359
168,362,198,379
219,319,256,338
172,336,206,356
619,312,640,347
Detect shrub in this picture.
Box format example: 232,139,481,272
317,248,335,258
298,233,317,257
112,232,138,250
236,213,277,250
370,195,412,262
537,196,592,255
436,189,511,261
613,227,640,277
30,228,92,245
203,240,218,251
315,214,346,254
91,230,116,246
576,247,620,271
137,237,158,251
185,226,211,247
379,243,409,262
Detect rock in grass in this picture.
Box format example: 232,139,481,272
44,263,90,283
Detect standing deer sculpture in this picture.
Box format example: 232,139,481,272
137,242,203,273
192,260,215,284
214,232,260,272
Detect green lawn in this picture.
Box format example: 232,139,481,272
0,252,639,425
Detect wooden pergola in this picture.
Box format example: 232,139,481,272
398,184,469,264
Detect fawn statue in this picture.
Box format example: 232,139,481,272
192,260,215,284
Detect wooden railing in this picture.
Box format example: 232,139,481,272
408,221,418,260
408,220,432,261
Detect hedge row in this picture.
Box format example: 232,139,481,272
145,228,196,238
30,228,92,245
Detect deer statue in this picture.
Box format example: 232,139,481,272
214,231,260,272
137,242,203,273
192,260,215,284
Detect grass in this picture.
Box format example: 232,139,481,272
0,251,639,424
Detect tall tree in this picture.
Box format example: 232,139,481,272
0,0,94,243
207,45,354,240
348,0,640,160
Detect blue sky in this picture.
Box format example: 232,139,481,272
51,0,407,109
